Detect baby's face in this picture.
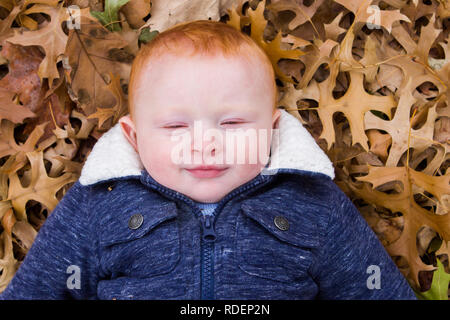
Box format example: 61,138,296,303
120,53,280,203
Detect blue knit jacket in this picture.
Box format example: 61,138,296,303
0,110,417,300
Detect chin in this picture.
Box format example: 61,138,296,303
188,192,225,203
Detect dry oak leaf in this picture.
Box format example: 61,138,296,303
139,0,238,32
1,207,15,236
87,72,128,129
0,4,21,43
0,89,36,123
281,34,310,49
0,205,37,256
334,0,410,33
334,22,385,81
0,42,45,119
227,0,305,83
0,232,19,292
366,129,392,162
435,41,450,107
118,14,141,56
0,120,49,170
436,239,450,261
400,0,440,23
6,150,77,220
388,17,448,105
52,109,95,140
385,54,446,103
368,62,404,93
120,0,151,29
0,40,71,143
0,0,60,31
267,0,325,31
365,78,439,167
225,0,250,30
11,219,37,252
63,14,131,116
391,14,441,67
297,38,338,88
301,63,396,150
5,2,78,87
277,82,305,121
358,35,379,83
437,0,450,19
352,166,450,287
323,11,346,42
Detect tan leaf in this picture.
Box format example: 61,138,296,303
365,78,439,167
301,64,396,150
352,166,450,287
5,2,76,86
267,0,324,31
87,72,128,129
139,0,238,32
6,151,77,220
334,0,410,32
120,0,151,29
63,14,131,116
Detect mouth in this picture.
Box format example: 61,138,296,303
185,166,229,178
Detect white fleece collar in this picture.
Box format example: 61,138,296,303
79,109,335,186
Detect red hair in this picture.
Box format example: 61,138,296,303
128,20,277,121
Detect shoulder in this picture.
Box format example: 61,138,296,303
241,171,343,248
265,171,355,238
269,170,339,210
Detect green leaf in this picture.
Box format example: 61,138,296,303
91,0,130,32
139,27,159,44
414,258,450,300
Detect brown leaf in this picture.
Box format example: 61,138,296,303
334,0,410,33
87,72,128,129
0,88,36,123
301,63,396,150
267,0,324,31
139,0,238,32
6,150,77,220
63,13,130,116
120,0,151,29
227,0,305,83
365,78,439,167
5,2,73,86
367,129,392,162
352,166,450,287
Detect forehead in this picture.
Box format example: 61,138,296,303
132,53,274,109
138,52,267,85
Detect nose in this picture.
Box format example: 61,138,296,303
191,121,223,163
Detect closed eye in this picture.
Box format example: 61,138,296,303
164,124,187,129
221,121,244,125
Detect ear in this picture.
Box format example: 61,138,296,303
119,114,139,153
272,108,281,129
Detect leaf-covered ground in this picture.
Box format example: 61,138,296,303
0,0,448,299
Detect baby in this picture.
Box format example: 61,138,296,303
0,20,417,300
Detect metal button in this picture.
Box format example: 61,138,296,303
107,185,113,191
128,213,144,230
274,216,289,231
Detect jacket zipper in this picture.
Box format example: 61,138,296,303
200,214,217,299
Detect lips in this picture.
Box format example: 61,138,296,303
185,165,228,178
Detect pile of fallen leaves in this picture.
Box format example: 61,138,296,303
0,0,448,299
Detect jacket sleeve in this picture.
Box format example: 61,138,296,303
309,183,417,300
0,180,100,300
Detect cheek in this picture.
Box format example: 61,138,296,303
136,135,178,170
237,126,273,164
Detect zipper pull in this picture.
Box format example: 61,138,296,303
200,214,217,242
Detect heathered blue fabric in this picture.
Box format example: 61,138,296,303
0,167,417,300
